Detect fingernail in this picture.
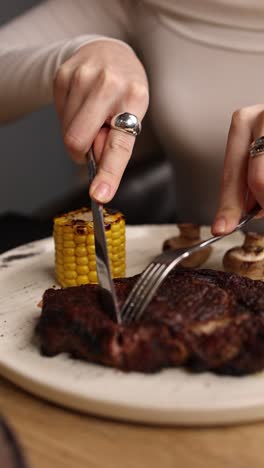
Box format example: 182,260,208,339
213,216,226,234
91,182,111,202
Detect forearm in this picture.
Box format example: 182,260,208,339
0,0,131,123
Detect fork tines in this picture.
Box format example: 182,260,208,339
121,261,167,324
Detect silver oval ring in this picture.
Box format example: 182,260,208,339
249,136,264,158
110,112,141,137
249,136,264,151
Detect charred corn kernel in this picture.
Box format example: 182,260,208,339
54,207,125,287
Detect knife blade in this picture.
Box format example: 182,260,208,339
86,147,121,324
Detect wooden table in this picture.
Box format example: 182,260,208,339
1,376,264,468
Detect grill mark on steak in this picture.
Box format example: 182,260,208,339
37,268,264,375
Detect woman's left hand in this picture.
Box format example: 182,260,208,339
212,104,264,235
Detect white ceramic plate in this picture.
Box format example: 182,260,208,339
0,225,264,426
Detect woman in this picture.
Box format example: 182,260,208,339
0,0,264,232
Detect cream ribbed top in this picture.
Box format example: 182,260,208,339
1,0,264,123
1,0,264,223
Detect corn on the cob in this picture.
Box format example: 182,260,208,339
53,207,126,288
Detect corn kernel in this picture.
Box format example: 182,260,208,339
55,256,63,265
87,245,95,255
111,253,125,263
54,217,67,226
53,207,125,287
74,235,86,244
76,265,89,275
63,255,75,264
89,271,98,283
64,262,76,271
64,232,74,241
111,223,120,232
63,225,73,233
63,247,75,256
56,264,64,274
75,246,87,257
87,234,95,245
63,240,75,248
112,266,124,276
112,231,120,240
64,279,77,287
77,275,89,285
113,243,125,252
64,270,77,279
89,260,96,270
57,273,64,281
76,256,89,265
54,226,63,234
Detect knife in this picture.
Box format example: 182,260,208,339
86,147,121,324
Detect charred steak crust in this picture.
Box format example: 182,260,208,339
37,268,264,375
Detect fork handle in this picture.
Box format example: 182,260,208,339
196,203,261,252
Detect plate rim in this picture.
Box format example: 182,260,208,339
1,227,263,426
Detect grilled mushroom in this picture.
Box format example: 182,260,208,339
163,224,212,268
223,232,264,280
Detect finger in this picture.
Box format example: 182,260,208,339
93,126,109,161
212,108,256,235
63,70,125,164
89,128,136,202
62,66,96,133
64,96,112,164
89,80,148,203
245,189,256,212
53,65,73,119
255,209,264,219
248,110,264,215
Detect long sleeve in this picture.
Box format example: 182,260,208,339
0,0,132,123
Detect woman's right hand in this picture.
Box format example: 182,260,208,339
53,39,149,203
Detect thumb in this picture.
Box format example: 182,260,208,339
93,127,109,162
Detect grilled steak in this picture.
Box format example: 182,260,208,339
37,268,264,375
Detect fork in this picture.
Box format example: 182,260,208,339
121,205,261,324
